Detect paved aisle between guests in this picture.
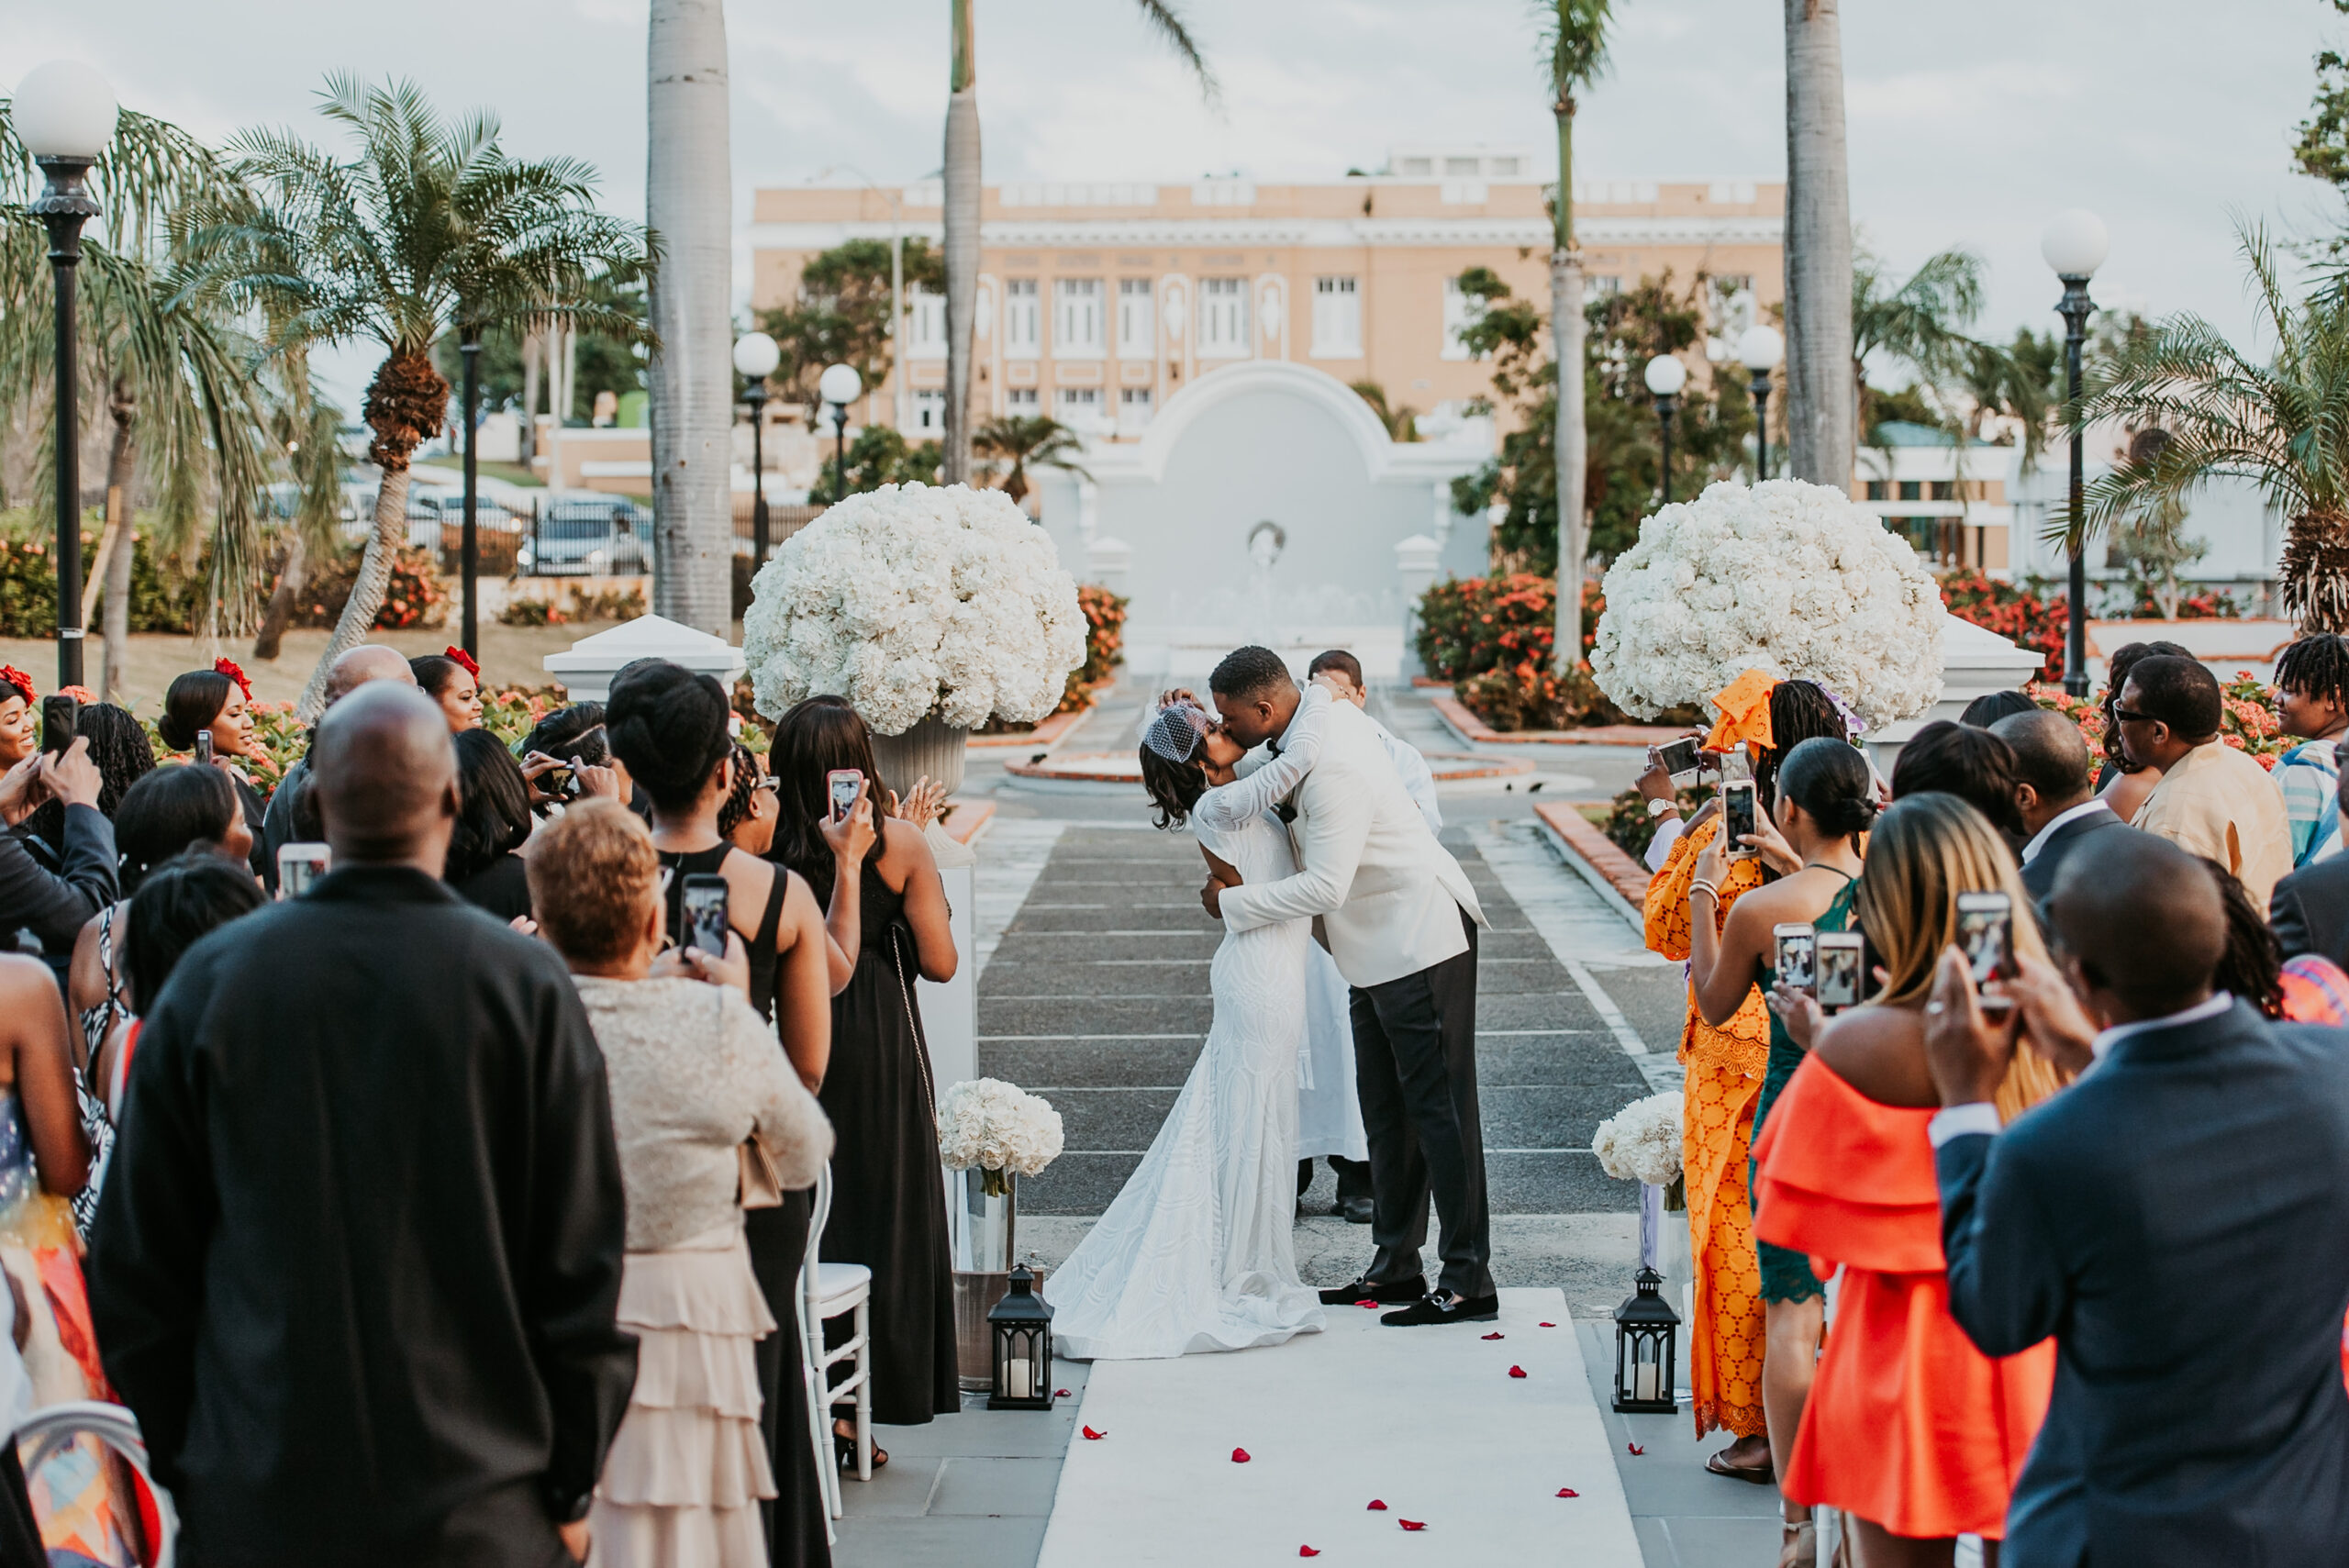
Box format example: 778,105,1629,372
1037,1287,1640,1567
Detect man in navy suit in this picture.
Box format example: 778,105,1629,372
1922,828,2349,1565
1991,709,2130,904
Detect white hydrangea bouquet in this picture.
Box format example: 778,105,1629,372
937,1078,1065,1196
1588,478,1943,730
1592,1091,1685,1188
743,482,1087,736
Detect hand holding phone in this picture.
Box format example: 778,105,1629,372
278,841,330,900
1773,923,1817,995
39,695,76,759
1720,779,1759,860
1656,737,1702,784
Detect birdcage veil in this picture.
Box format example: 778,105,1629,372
1141,701,1211,763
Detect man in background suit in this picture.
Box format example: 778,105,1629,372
1923,828,2349,1564
2271,762,2349,964
1992,709,2130,903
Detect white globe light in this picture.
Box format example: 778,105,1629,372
818,362,863,406
13,60,119,161
732,331,780,379
1736,324,1785,373
1642,354,1688,397
2041,209,2110,280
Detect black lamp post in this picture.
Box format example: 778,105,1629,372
2042,210,2110,699
1643,354,1687,508
1736,325,1784,484
819,362,863,507
17,61,119,692
459,330,481,660
733,332,781,565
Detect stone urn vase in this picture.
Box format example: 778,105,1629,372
869,712,969,801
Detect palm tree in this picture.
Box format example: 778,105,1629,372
2065,229,2349,631
1349,380,1419,442
941,0,1213,484
646,0,732,632
1537,0,1612,672
1783,0,1854,484
973,415,1089,504
189,76,647,716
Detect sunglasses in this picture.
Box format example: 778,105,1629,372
2110,707,2155,725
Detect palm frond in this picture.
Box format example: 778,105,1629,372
1534,0,1613,95
1127,0,1220,104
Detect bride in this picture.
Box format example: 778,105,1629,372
1045,684,1343,1360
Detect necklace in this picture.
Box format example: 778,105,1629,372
1798,858,1857,882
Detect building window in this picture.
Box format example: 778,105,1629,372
907,284,946,360
1898,481,1922,502
1310,276,1361,359
910,391,945,433
1119,385,1153,434
1865,481,1889,502
1005,279,1040,358
1488,156,1522,177
1442,276,1487,361
1199,277,1250,358
1587,275,1621,300
1397,156,1433,176
1054,279,1103,358
1057,386,1102,430
1930,481,1959,502
1118,279,1154,358
1006,387,1040,413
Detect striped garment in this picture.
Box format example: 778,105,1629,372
2276,738,2342,866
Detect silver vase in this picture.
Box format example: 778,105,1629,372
868,713,970,801
951,1166,1019,1391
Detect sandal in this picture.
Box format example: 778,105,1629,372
833,1421,887,1472
1704,1446,1775,1485
1777,1517,1816,1568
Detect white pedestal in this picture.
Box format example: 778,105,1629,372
541,613,745,702
1865,613,2048,774
919,861,978,1095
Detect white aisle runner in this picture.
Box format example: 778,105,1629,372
1036,1286,1641,1566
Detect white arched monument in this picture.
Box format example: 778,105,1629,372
1032,361,1494,679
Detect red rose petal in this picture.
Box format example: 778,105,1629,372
1399,1518,1428,1531
1626,1441,1644,1456
1054,1388,1072,1398
1367,1499,1388,1511
1539,1321,1556,1328
1355,1298,1380,1308
1232,1447,1252,1463
1083,1427,1108,1440
1300,1550,1321,1560
1555,1487,1580,1498
1508,1365,1528,1378
1480,1331,1505,1340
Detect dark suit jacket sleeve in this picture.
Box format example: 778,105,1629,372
2272,875,2315,962
1937,1132,2068,1359
86,974,217,1490
525,973,637,1516
0,805,116,954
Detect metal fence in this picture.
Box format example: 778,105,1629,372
400,494,826,577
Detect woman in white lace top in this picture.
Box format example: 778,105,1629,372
527,799,832,1568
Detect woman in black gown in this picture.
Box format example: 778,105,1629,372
606,661,851,1568
770,695,962,1445
155,662,269,882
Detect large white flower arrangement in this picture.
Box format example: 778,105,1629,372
937,1078,1065,1195
1591,1091,1685,1187
1588,478,1943,729
742,482,1086,736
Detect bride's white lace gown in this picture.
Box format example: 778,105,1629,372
1046,695,1335,1361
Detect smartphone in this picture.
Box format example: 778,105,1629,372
277,841,330,901
39,695,76,757
1773,922,1817,995
1956,891,2018,1010
1815,931,1865,1010
195,729,214,766
1656,737,1702,784
540,764,576,800
682,873,730,959
827,768,863,823
1720,778,1758,860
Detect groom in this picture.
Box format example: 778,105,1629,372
1199,647,1497,1325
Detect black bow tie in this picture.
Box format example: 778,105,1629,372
1276,796,1297,824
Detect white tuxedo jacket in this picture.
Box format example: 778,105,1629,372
1219,699,1486,988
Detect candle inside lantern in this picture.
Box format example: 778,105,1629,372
1008,1357,1032,1398
1634,1347,1658,1403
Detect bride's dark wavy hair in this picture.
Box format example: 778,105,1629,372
1140,746,1208,829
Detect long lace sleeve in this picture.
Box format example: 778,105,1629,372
1195,686,1332,834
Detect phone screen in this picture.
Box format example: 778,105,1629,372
1956,892,2016,1005
1657,738,1701,781
1722,781,1758,858
277,842,330,901
40,695,76,758
682,873,729,958
1774,923,1816,994
828,769,862,823
195,730,214,765
1815,932,1865,1010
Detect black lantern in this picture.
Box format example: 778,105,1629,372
986,1263,1054,1410
1611,1265,1680,1415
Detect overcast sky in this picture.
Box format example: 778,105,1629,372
11,0,2341,407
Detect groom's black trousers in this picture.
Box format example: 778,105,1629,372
1349,908,1493,1299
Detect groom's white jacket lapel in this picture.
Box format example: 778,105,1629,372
1219,699,1486,988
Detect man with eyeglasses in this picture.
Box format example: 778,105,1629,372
2112,654,2291,906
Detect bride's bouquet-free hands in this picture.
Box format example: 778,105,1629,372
938,1078,1066,1196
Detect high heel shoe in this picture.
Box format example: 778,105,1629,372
1777,1517,1816,1568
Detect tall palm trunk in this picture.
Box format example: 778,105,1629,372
647,0,736,633
252,534,307,661
1783,0,1854,486
1551,93,1587,672
299,348,445,718
93,374,138,702
941,0,982,485
519,328,542,467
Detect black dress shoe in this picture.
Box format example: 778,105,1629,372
1317,1274,1425,1307
1339,1195,1375,1225
1380,1290,1501,1326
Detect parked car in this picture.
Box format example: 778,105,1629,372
518,498,651,575
403,487,516,550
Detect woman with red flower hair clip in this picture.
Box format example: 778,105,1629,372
409,648,483,734
0,669,37,771
157,662,267,880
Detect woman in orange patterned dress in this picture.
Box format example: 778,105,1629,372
1754,794,2067,1564
1643,674,1854,1480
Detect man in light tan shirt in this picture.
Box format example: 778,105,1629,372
2116,654,2292,906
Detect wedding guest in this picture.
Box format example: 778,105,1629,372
1687,737,1871,1548
520,704,640,819
1925,827,2349,1564
1306,649,1441,835
719,740,781,856
1645,673,1852,1478
2271,765,2349,967
0,668,33,770
260,644,416,884
1890,719,2026,840
88,682,635,1566
1958,689,2037,728
771,695,961,1446
1992,709,2129,902
443,729,536,920
96,851,267,1121
2118,654,2292,906
529,799,833,1568
1753,793,2065,1564
2270,632,2349,865
20,702,152,871
2095,639,2191,821
156,659,269,880
0,738,114,970
411,646,484,733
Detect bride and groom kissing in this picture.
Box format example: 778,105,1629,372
1048,645,1496,1362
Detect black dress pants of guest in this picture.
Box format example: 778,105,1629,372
747,1192,831,1568
1350,911,1492,1300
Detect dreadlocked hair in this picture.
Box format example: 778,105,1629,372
1754,680,1849,812
2276,633,2349,717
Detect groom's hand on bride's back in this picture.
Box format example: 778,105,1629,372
1200,875,1225,920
